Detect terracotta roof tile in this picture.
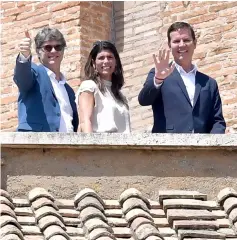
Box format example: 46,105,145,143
0,225,24,240
122,197,150,214
17,216,36,225
21,226,41,235
217,188,237,204
43,225,70,240
32,197,58,211
163,199,218,211
48,236,68,240
0,189,13,203
135,223,162,240
70,237,86,240
13,199,30,207
65,226,84,236
74,188,105,208
63,216,81,226
1,187,237,240
216,218,231,228
130,216,154,231
105,209,123,218
0,203,17,218
80,206,107,223
229,208,237,223
107,217,128,227
177,229,225,240
147,237,164,240
167,209,219,224
0,215,22,229
158,227,176,236
1,233,22,240
119,188,150,207
104,200,120,209
84,218,112,232
125,208,153,222
154,218,169,227
58,209,79,218
38,215,66,231
55,199,74,209
149,200,162,209
212,210,227,218
163,237,178,240
234,221,237,231
158,191,207,203
28,188,55,202
77,196,104,211
23,237,44,240
34,206,64,222
88,228,116,240
15,207,34,216
173,220,219,231
150,209,166,218
0,196,15,209
223,197,237,214
112,227,131,237
217,228,237,237
218,188,237,235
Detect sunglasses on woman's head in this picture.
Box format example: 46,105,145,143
41,44,64,53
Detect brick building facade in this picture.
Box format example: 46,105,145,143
1,1,237,132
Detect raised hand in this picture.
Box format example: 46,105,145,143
19,30,31,58
153,49,175,84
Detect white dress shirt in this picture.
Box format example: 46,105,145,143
175,63,197,106
18,53,74,132
44,67,74,133
153,62,197,106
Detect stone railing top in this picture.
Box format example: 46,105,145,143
1,132,237,150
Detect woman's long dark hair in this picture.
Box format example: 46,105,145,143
84,41,128,108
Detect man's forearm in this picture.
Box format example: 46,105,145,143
14,55,35,92
138,70,162,106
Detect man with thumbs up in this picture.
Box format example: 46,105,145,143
14,27,79,132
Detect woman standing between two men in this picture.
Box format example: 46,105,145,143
76,41,131,133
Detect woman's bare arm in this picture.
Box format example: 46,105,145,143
78,91,95,133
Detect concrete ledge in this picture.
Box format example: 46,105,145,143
1,132,237,150
1,132,237,199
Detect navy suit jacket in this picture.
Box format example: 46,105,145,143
138,67,226,133
14,57,79,132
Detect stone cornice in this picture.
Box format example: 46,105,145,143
1,132,237,150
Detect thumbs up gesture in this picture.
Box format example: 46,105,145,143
19,30,32,58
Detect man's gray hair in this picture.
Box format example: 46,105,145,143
34,27,66,53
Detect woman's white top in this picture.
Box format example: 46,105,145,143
76,79,131,133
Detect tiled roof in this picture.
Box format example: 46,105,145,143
1,187,237,240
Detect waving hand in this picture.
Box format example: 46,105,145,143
153,49,175,84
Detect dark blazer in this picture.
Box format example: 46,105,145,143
138,67,226,133
13,56,79,132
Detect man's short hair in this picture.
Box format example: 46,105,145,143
167,22,196,44
34,27,66,53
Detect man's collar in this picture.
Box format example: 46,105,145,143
175,62,197,75
43,65,66,84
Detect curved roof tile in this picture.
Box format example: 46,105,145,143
0,187,237,240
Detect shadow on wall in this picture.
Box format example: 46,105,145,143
113,1,125,53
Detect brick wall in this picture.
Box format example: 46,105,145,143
0,1,112,131
114,1,237,133
1,1,237,133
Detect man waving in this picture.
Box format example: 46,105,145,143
138,22,226,134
